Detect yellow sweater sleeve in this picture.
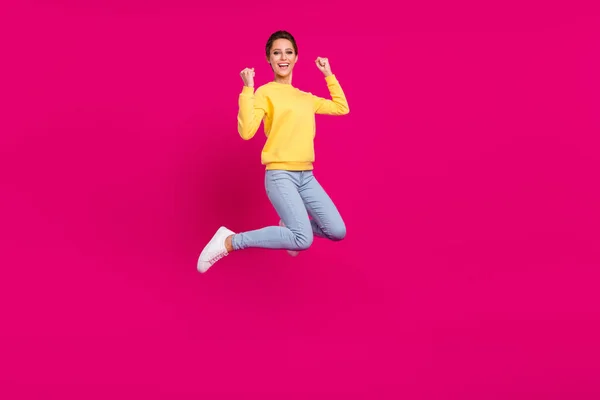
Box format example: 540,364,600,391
312,74,350,115
238,86,267,140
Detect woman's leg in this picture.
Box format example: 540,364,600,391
298,171,346,241
278,171,346,256
231,170,313,251
197,170,313,273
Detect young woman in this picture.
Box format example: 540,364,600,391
197,30,350,273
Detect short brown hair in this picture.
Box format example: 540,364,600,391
266,30,298,58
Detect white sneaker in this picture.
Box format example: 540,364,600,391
197,226,235,273
279,220,299,257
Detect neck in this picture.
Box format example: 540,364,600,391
274,73,292,85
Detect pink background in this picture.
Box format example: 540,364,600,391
1,1,600,398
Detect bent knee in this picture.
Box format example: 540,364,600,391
328,224,346,241
294,232,314,250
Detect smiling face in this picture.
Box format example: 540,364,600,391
267,38,298,79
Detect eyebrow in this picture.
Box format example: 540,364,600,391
272,48,294,51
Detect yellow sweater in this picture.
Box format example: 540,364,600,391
237,74,349,171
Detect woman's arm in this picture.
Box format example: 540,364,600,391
312,57,350,115
237,67,266,140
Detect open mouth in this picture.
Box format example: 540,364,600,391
278,63,290,71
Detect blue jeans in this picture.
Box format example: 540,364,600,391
231,170,346,251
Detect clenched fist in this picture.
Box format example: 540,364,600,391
240,67,255,87
315,57,332,77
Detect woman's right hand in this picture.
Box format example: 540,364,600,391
240,67,255,88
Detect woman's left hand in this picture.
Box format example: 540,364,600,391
315,57,333,77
